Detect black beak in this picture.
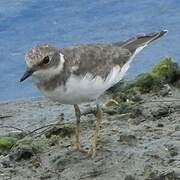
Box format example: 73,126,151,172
20,69,34,82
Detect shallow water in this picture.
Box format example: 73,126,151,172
0,0,180,101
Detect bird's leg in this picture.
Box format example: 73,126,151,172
73,104,81,151
88,104,103,157
73,104,87,153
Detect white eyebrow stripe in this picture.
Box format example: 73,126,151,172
59,53,65,63
54,53,65,73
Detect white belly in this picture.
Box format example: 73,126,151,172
41,65,123,104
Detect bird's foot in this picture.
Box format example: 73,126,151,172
72,143,87,153
87,147,96,158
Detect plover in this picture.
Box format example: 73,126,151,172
20,30,167,157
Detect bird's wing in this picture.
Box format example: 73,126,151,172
61,30,167,79
61,44,131,79
114,30,168,53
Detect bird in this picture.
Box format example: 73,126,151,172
20,30,168,157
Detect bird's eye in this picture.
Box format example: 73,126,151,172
43,56,50,64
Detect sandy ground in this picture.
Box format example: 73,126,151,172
0,91,180,180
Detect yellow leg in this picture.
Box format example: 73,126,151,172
73,104,87,153
73,104,81,151
88,104,103,157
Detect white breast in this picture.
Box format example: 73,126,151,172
42,65,122,104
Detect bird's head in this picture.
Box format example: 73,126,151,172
20,45,65,82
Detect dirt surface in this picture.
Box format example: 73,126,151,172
0,90,180,180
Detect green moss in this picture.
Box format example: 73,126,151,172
12,137,45,155
134,73,161,93
109,81,142,103
150,57,179,83
115,102,142,117
126,58,179,94
15,137,33,146
0,137,18,152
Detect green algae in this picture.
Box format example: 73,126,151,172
0,137,18,152
150,57,180,83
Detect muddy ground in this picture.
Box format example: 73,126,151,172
0,90,180,180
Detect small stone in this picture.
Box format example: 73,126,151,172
125,175,136,180
40,174,52,180
175,125,180,131
168,159,175,164
159,85,171,97
51,151,84,171
144,165,158,179
9,146,34,161
128,118,144,126
165,145,178,157
119,134,137,145
157,123,164,127
151,106,169,118
146,170,176,180
1,160,11,168
31,157,41,168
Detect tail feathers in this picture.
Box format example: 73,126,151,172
120,30,168,53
